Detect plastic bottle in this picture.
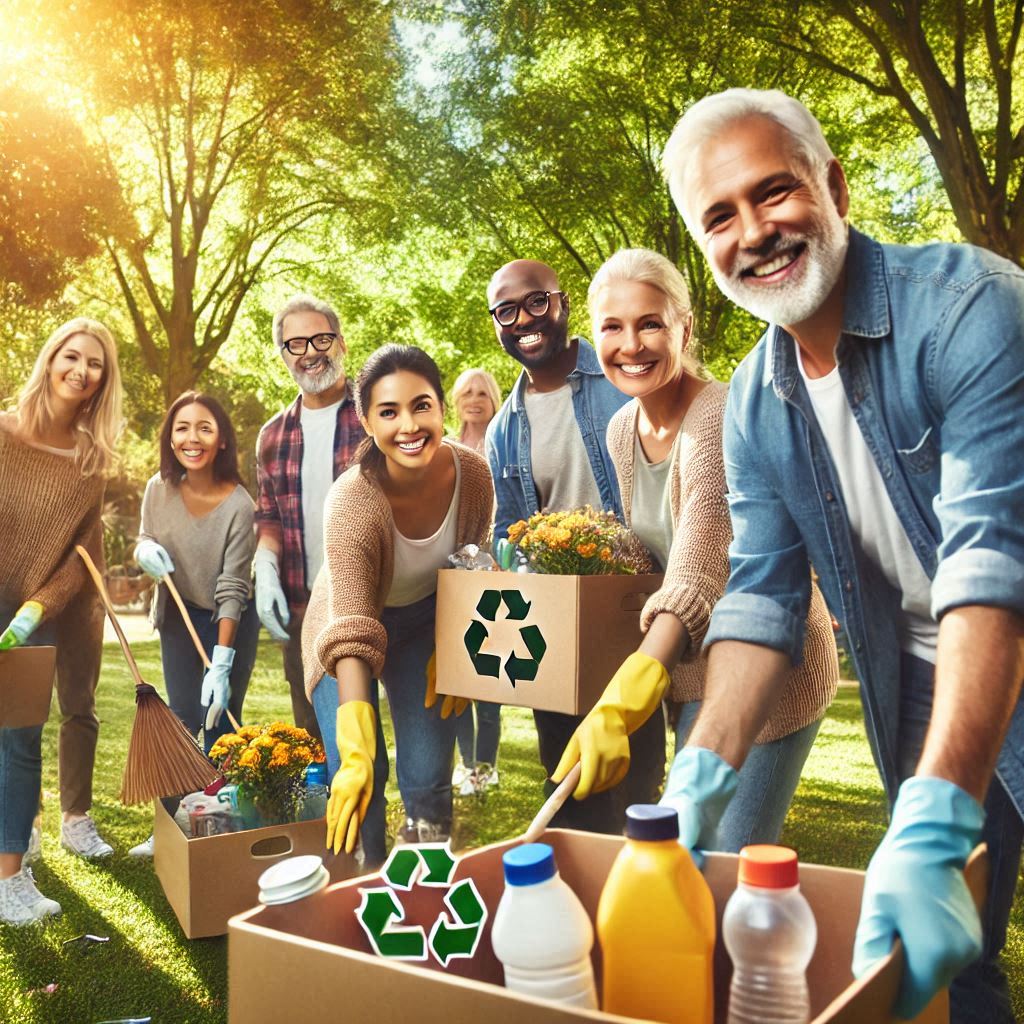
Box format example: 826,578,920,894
490,843,598,1009
723,845,817,1024
597,804,715,1024
301,762,329,821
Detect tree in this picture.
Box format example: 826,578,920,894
31,0,399,401
748,0,1024,263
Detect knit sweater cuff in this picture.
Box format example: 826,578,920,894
316,616,389,680
640,583,714,658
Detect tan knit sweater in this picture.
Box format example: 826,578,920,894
302,440,494,698
0,424,105,619
607,381,838,743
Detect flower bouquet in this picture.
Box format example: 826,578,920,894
506,506,652,576
208,723,326,828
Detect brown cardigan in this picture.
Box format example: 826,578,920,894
302,440,494,697
0,423,105,619
607,381,838,743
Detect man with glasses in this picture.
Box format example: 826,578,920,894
485,259,666,833
254,294,363,743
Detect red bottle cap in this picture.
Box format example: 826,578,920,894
737,845,799,888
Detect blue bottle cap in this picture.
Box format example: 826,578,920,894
625,804,679,842
502,843,556,886
305,762,329,786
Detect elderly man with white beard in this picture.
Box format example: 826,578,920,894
253,295,366,750
657,89,1024,1023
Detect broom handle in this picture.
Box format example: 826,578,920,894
162,574,242,734
76,545,147,690
520,762,582,844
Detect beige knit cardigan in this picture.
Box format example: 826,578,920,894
302,440,494,698
0,423,105,619
607,381,838,743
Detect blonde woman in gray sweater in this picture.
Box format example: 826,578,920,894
553,249,838,850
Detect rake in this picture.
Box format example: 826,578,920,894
76,545,219,804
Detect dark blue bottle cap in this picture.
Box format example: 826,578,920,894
625,804,679,841
503,843,556,886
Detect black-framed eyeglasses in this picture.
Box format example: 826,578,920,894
488,290,564,327
280,332,337,356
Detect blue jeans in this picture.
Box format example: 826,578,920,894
313,593,457,858
675,700,821,851
0,599,56,855
454,700,502,766
159,600,259,754
898,653,1021,1024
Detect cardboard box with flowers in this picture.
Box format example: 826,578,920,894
436,507,663,715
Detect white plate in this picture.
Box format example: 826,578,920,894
258,854,323,893
258,865,329,905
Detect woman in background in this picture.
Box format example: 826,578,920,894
0,317,122,923
449,367,503,794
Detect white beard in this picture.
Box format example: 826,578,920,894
712,206,848,328
291,354,341,395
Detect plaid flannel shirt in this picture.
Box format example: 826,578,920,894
255,381,362,617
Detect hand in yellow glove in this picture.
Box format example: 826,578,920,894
327,701,376,855
424,651,469,720
551,651,671,800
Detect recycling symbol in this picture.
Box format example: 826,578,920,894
356,842,487,966
463,589,547,688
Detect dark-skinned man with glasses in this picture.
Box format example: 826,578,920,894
253,295,365,751
485,259,668,833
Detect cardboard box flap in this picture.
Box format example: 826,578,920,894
0,646,56,727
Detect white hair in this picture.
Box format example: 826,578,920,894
662,89,835,236
272,294,341,349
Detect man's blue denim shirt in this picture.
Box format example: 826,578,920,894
485,337,629,545
706,228,1024,808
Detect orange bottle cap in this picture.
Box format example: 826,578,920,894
737,845,799,888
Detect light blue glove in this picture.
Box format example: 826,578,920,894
658,745,739,864
254,548,290,643
853,776,983,1019
202,644,235,731
135,539,175,579
0,601,45,650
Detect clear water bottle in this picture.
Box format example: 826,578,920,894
300,762,329,820
724,845,817,1024
490,843,598,1009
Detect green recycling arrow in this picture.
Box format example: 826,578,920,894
463,588,546,688
357,842,488,966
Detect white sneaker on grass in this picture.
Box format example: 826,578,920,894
128,834,154,858
61,815,114,859
451,761,473,790
0,867,61,926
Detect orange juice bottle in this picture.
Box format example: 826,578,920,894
597,804,715,1023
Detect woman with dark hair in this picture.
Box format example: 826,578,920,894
301,345,493,864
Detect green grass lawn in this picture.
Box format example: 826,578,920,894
1,638,1020,1022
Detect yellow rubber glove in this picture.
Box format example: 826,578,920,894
326,701,376,855
551,651,671,799
424,651,469,720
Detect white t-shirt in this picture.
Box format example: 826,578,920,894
797,350,939,662
387,455,462,607
523,384,603,513
300,399,343,587
630,431,677,573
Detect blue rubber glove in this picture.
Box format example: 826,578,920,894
202,644,235,731
135,539,175,579
658,745,739,864
254,548,290,643
0,601,45,650
853,776,984,1019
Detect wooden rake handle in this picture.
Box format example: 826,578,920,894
520,762,582,844
76,546,146,690
162,573,242,734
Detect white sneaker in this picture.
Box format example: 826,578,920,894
451,761,473,789
0,867,61,926
458,774,478,797
475,764,499,790
61,815,114,859
24,825,41,865
128,834,154,858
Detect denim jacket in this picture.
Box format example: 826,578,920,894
485,337,629,545
706,228,1024,808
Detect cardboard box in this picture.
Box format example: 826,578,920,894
229,829,984,1023
153,799,357,939
0,646,56,727
435,569,662,714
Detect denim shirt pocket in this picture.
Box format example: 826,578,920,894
896,427,939,474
